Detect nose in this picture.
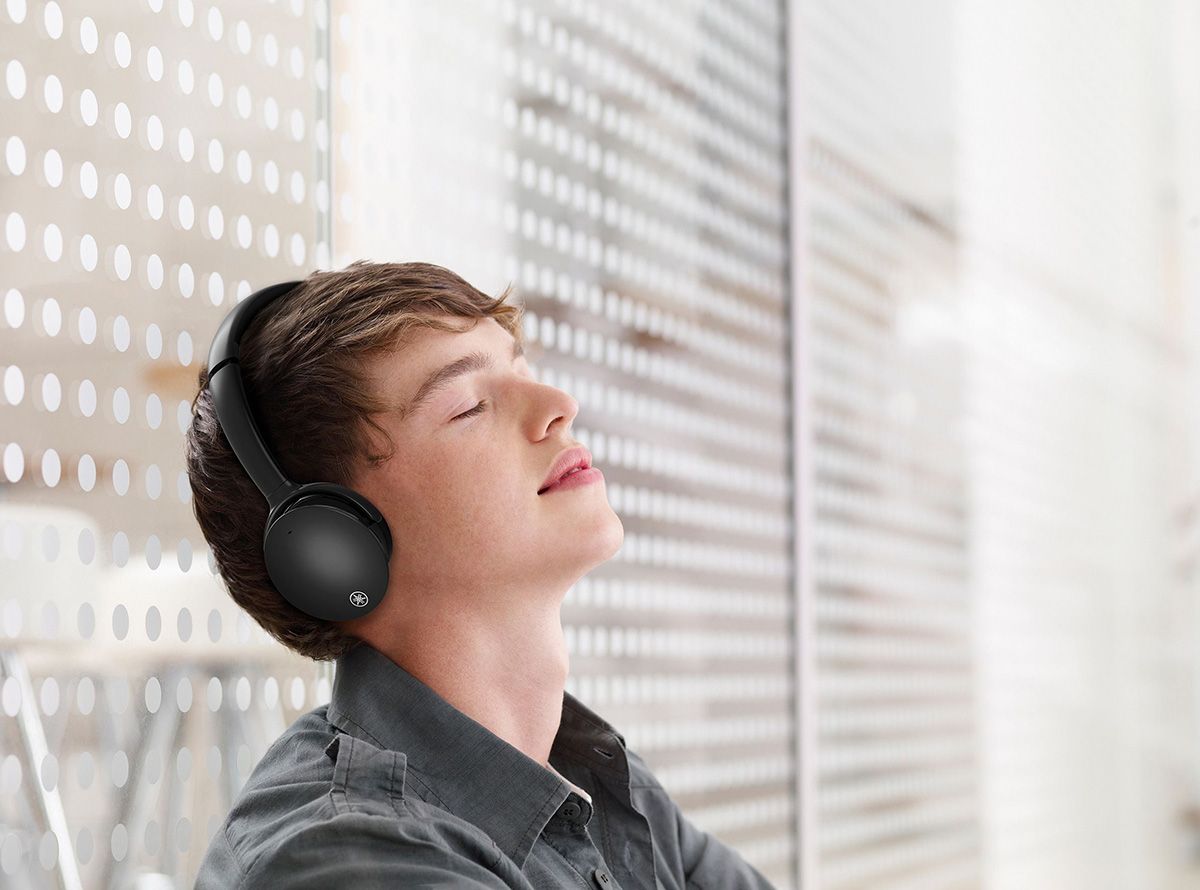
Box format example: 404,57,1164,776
537,384,579,436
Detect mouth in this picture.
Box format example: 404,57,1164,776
539,466,587,494
538,446,593,494
538,465,603,495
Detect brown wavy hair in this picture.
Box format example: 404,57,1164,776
184,260,525,661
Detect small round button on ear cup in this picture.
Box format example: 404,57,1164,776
263,497,390,622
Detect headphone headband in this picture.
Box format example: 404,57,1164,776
206,280,304,509
202,279,392,623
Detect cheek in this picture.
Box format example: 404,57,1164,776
424,469,532,556
376,457,536,562
412,451,527,515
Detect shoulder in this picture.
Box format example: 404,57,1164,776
201,706,343,882
243,807,509,888
198,706,503,887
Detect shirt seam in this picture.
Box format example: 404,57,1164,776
219,822,248,890
589,777,621,878
387,743,406,820
327,704,388,749
398,761,451,811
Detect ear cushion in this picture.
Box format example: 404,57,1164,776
262,494,390,622
296,493,392,558
289,493,375,524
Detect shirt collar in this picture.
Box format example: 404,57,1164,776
326,641,630,869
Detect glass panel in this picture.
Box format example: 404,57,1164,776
0,2,331,887
791,1,1200,888
331,1,796,886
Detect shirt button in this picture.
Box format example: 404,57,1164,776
561,801,581,820
592,866,613,887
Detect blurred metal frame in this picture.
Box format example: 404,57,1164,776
784,2,817,888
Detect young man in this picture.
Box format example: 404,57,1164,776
188,261,777,888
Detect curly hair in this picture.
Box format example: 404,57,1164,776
184,260,525,661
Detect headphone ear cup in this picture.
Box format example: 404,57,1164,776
262,493,390,622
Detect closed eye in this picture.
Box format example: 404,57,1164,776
452,400,487,421
449,362,538,422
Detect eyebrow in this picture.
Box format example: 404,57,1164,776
400,336,525,421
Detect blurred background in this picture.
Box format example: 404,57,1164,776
1,1,1198,888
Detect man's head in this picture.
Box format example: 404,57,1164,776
185,260,623,661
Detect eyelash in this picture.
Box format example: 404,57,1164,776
452,400,487,421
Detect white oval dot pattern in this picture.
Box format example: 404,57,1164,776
0,1,340,886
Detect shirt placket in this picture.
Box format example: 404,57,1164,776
541,789,625,890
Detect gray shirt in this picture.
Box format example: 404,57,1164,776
195,641,778,889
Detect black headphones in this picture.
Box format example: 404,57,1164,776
204,280,393,622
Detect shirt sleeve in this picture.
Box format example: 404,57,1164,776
239,810,513,890
673,797,779,890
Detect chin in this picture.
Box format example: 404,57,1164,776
597,510,625,561
553,510,623,571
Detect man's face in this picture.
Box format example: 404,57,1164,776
352,315,623,618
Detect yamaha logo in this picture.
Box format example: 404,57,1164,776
349,591,369,608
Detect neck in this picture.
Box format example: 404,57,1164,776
360,600,570,769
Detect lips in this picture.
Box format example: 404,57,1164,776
538,445,592,494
